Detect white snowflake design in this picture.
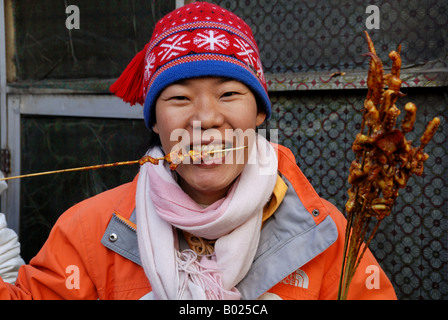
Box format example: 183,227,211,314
158,34,190,62
144,52,156,81
193,30,230,51
233,38,256,66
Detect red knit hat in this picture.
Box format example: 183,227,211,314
110,2,270,128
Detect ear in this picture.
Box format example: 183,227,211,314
152,123,159,134
256,112,267,126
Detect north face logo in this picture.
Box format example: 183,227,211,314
282,269,309,289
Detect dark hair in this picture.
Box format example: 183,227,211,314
145,129,162,150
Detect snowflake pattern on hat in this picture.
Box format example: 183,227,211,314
111,2,271,128
193,30,230,51
141,2,267,102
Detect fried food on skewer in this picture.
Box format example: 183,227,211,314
338,31,440,300
140,145,246,170
0,146,247,181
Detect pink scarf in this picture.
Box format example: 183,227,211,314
136,135,278,299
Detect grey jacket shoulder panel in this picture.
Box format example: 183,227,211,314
101,213,141,266
236,176,338,299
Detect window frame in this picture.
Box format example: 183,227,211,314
0,0,185,233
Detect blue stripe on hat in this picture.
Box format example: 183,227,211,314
143,58,271,128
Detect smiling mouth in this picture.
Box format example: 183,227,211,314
186,143,246,164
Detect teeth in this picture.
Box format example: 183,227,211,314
191,144,227,159
192,144,225,153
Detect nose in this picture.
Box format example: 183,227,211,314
191,94,225,130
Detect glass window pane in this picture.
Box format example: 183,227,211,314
12,0,175,80
20,116,149,261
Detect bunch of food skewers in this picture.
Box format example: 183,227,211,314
338,31,440,299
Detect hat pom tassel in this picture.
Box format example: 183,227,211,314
110,44,149,106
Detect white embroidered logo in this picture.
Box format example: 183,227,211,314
193,30,230,51
282,269,309,289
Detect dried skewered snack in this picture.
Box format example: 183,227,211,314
0,146,247,181
338,31,440,299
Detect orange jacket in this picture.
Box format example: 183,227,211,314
0,144,396,300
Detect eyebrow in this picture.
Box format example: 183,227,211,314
174,77,236,86
216,77,235,83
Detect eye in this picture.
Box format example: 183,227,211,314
221,91,240,98
169,96,189,101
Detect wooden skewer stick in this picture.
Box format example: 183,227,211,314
199,146,247,155
0,160,142,182
0,146,247,181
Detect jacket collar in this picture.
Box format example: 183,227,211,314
274,143,331,225
113,174,139,221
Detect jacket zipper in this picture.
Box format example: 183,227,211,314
112,212,136,232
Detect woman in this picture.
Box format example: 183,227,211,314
0,2,396,299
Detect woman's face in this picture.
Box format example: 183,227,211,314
153,77,266,205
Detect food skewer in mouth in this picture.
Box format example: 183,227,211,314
148,145,247,170
0,146,248,181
